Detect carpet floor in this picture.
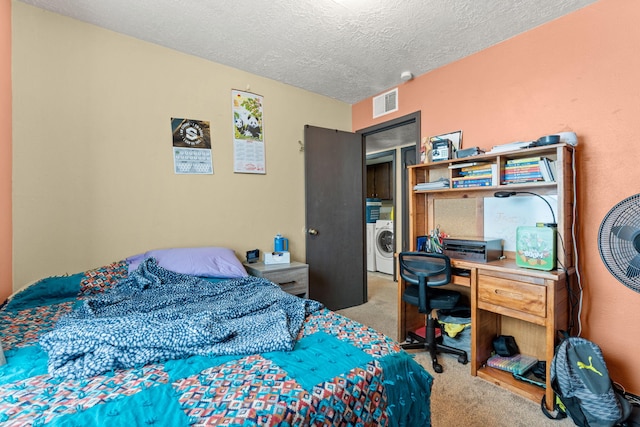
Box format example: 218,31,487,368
336,272,573,427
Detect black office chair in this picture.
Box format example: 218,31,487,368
399,251,468,373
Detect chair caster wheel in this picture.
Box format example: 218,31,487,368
433,363,443,373
458,355,468,365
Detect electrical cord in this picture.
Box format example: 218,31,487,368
552,147,582,337
556,233,580,336
570,148,584,337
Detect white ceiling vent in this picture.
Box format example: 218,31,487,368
372,88,398,118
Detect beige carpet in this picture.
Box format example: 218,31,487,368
336,272,573,427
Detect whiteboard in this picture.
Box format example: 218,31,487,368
483,196,558,251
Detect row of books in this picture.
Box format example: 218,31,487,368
415,157,557,190
450,162,498,188
502,157,556,184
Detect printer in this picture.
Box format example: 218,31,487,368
442,237,503,263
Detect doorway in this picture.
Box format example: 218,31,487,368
366,150,395,277
358,112,421,276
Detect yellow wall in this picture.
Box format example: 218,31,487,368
0,0,11,302
11,2,351,289
353,0,640,394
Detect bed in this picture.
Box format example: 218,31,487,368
0,247,433,426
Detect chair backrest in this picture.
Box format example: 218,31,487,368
398,252,452,313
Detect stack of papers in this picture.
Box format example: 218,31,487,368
414,178,449,190
487,141,533,154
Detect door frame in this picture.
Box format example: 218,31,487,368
400,145,417,252
357,112,421,254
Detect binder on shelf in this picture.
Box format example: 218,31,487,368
539,157,556,182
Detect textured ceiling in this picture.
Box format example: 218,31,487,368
19,0,598,104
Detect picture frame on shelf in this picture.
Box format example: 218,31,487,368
431,130,463,151
426,130,463,162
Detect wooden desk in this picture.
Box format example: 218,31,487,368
397,257,570,409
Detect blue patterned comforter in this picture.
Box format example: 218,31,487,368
39,258,323,379
0,259,433,426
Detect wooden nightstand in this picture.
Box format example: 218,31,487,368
243,261,309,298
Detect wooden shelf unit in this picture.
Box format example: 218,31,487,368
401,143,575,409
409,143,575,267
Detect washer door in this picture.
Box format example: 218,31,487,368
376,229,394,258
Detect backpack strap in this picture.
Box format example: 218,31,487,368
541,395,568,421
558,329,570,341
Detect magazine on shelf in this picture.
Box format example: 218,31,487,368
414,178,449,190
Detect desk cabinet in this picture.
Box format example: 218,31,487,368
401,143,575,409
472,264,569,406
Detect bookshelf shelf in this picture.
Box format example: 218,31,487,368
408,143,574,268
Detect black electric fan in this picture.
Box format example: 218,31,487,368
598,193,640,293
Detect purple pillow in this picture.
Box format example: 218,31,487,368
126,247,248,278
125,252,146,269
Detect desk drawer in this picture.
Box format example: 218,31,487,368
478,275,546,319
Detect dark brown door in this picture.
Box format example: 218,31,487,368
304,125,366,311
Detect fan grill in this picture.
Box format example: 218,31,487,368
598,193,640,293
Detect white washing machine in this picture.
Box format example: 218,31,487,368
374,220,394,275
366,223,377,272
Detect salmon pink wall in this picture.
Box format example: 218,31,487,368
0,0,11,302
353,0,640,394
